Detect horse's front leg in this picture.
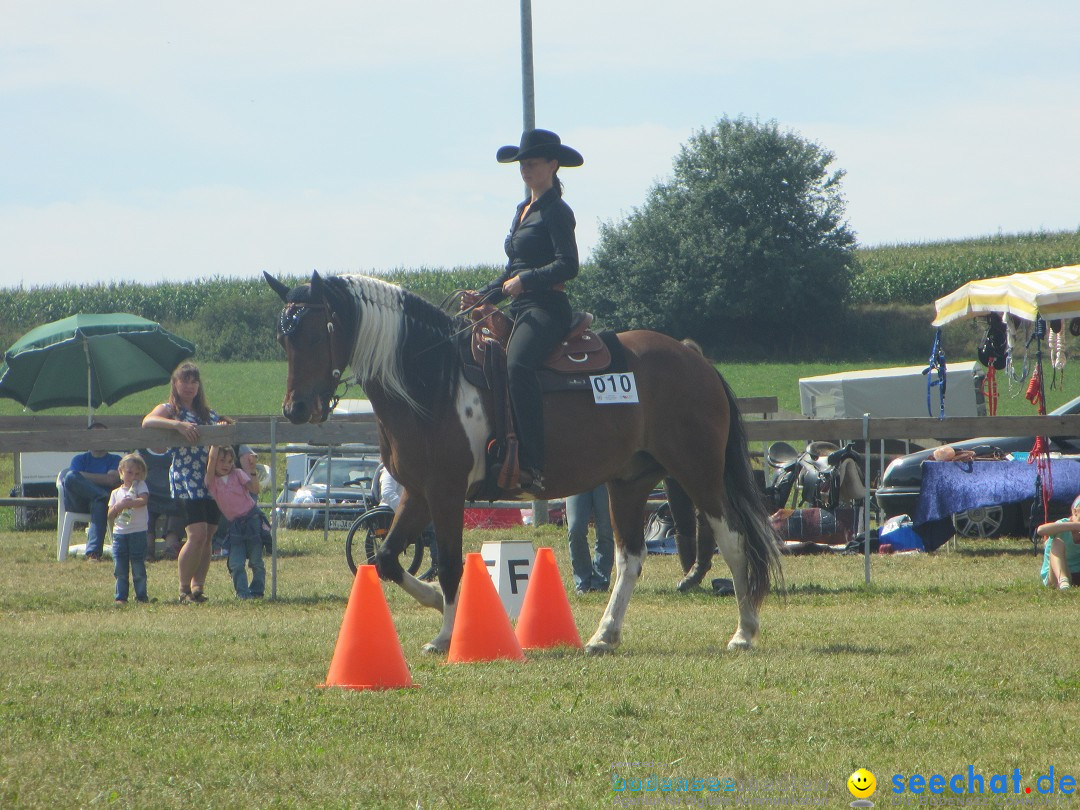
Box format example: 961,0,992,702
417,494,467,655
585,481,649,655
374,495,443,612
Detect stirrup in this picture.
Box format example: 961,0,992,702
521,467,546,495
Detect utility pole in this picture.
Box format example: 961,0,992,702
520,0,535,131
520,0,547,525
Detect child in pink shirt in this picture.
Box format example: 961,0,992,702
205,446,264,599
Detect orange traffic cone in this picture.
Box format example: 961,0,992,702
447,552,526,663
515,547,583,650
322,564,415,690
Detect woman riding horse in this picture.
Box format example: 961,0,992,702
462,128,584,494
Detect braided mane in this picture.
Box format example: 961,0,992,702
332,274,460,416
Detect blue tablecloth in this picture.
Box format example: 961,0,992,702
913,459,1080,550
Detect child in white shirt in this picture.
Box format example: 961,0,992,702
107,453,151,603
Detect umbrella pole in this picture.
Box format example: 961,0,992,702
84,338,93,427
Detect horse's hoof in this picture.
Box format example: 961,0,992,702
584,641,616,656
676,574,702,592
584,631,620,655
421,640,449,655
374,549,404,584
677,566,708,592
726,634,754,651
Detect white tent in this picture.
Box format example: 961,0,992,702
799,363,985,419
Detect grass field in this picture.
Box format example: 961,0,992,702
1,525,1077,808
4,357,1077,421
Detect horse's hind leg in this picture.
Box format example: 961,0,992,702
665,477,698,575
705,514,760,650
585,479,650,655
676,510,716,592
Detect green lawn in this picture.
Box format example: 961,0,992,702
1,526,1078,808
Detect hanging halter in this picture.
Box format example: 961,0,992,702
982,363,998,416
922,328,947,420
1026,316,1052,522
1048,319,1066,389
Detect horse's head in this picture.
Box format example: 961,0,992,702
265,270,353,424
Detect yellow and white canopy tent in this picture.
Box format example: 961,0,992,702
932,265,1080,326
931,267,1077,517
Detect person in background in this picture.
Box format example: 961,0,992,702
377,462,438,582
205,445,265,599
141,447,185,561
462,128,583,493
142,362,226,604
565,483,614,595
1035,494,1080,590
62,421,121,561
107,453,150,604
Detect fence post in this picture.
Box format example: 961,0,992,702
863,413,871,586
270,416,278,600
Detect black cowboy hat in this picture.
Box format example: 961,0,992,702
496,129,583,167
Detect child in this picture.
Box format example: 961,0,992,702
205,445,265,599
107,453,151,604
1035,494,1080,590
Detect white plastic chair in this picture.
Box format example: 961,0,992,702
56,472,93,561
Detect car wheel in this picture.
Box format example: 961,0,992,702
951,504,1017,539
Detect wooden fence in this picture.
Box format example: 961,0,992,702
6,403,1080,588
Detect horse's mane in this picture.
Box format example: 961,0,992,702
329,274,460,416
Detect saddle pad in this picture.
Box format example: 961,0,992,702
462,331,627,393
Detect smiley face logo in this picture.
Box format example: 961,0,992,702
847,768,876,798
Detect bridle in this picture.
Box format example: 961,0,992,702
278,300,353,415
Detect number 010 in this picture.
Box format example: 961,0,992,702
592,374,633,394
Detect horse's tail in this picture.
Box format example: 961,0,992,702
718,372,785,607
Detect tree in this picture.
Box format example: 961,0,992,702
587,117,856,355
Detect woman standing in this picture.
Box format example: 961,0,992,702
464,128,583,492
143,362,224,604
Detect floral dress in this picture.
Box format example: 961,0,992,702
164,403,221,500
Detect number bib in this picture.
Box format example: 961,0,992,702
590,372,639,404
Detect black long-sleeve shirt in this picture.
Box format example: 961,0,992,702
479,186,579,312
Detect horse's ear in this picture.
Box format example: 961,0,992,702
310,270,325,302
264,271,291,303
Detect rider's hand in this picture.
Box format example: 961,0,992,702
502,277,524,298
460,291,480,311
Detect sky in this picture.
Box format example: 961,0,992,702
2,0,1078,289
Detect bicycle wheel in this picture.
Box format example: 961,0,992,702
345,507,424,576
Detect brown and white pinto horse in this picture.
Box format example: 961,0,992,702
266,271,782,655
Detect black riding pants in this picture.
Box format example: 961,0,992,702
506,297,572,471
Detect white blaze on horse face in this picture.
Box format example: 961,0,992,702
455,380,490,488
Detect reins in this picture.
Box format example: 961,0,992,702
412,291,511,358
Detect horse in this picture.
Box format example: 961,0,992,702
265,271,782,655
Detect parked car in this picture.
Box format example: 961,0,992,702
284,454,381,530
875,394,1080,537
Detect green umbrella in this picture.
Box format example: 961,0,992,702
0,313,196,424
